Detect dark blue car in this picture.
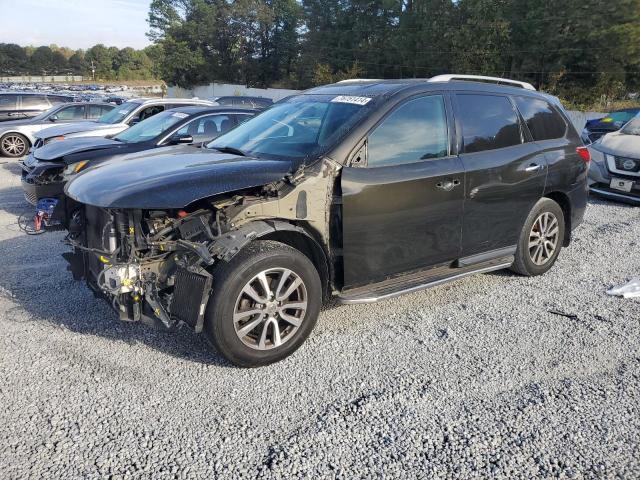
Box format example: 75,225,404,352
582,108,640,143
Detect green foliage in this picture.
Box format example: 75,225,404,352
0,43,158,81
147,0,640,106
2,0,638,106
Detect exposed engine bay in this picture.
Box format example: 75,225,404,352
63,198,244,330
60,165,335,332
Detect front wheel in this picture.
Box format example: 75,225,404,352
204,240,322,367
0,133,29,158
511,198,565,276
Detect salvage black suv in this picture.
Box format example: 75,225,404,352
58,76,589,366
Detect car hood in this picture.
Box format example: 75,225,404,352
595,131,640,158
34,137,123,161
36,121,113,139
65,146,293,209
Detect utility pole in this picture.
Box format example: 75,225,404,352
91,61,96,82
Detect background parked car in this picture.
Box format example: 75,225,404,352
33,98,216,148
587,115,640,204
213,96,274,108
581,108,640,143
0,92,74,122
20,106,258,205
0,102,115,158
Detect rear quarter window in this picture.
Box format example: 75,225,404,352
456,94,522,153
514,96,566,141
21,95,48,108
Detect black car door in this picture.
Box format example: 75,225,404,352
341,93,465,288
453,93,548,257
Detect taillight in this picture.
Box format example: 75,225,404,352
576,146,591,163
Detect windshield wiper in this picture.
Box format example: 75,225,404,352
212,146,247,157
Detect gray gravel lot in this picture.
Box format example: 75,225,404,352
0,159,639,479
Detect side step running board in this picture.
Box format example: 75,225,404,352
338,257,513,304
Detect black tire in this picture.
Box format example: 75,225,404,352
511,198,565,276
203,240,322,367
0,132,30,158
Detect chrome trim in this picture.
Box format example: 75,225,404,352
338,262,514,305
590,187,640,203
606,154,640,178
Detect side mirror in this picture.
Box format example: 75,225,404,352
170,134,193,145
49,114,58,122
128,118,140,126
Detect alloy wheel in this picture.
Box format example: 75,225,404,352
528,212,560,266
1,135,27,157
233,268,308,350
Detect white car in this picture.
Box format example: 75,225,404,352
0,102,114,158
33,97,217,149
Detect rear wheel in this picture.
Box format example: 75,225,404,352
511,198,565,276
0,133,29,158
204,240,322,367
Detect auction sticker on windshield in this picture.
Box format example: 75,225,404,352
171,112,189,119
331,95,371,106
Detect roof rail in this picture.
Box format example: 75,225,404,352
428,74,536,91
336,78,383,84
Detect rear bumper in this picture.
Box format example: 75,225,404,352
589,186,640,205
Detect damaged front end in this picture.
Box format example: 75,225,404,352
65,204,227,330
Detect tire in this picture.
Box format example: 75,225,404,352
511,198,565,276
203,240,322,367
0,133,30,158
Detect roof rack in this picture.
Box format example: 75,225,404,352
428,74,536,91
336,79,383,84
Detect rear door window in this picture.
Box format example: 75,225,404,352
87,105,113,119
367,95,449,167
456,94,522,153
514,96,567,141
20,95,48,109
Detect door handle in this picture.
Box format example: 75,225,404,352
436,179,461,191
525,163,543,172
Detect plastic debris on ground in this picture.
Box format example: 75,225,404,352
607,278,640,299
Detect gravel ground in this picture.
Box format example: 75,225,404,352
1,159,639,479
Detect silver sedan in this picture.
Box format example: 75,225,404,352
0,102,114,158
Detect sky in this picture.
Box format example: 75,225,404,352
0,0,153,50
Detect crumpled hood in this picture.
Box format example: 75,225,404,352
65,146,293,209
595,131,640,158
34,137,123,161
36,121,112,139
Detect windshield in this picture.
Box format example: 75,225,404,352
97,101,139,124
207,94,376,161
621,116,640,135
603,110,639,124
114,110,189,143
